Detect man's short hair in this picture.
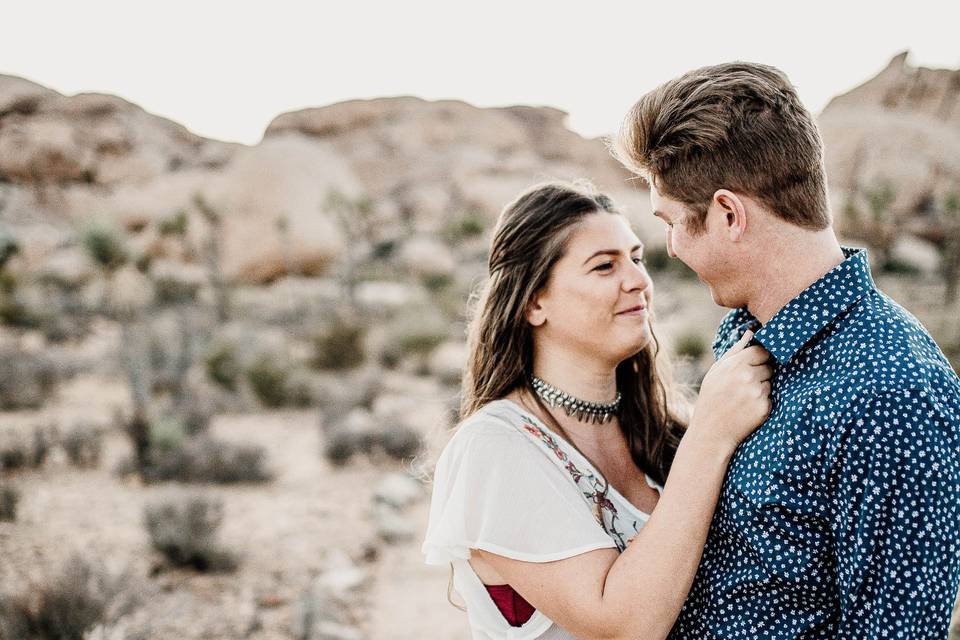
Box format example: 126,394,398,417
613,61,830,233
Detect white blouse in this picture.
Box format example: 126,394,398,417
422,398,663,639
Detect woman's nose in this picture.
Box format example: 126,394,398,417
623,260,650,292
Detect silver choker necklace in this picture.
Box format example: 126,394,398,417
530,376,621,424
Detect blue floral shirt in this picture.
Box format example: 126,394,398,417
669,247,960,639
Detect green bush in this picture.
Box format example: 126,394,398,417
0,554,138,640
0,426,51,471
144,427,272,485
0,349,58,410
62,423,103,469
312,320,365,370
144,492,237,572
153,276,200,305
205,342,240,391
157,210,188,236
380,425,425,461
673,331,708,361
642,246,699,280
0,484,19,521
80,221,127,271
422,273,453,293
444,211,486,243
881,257,921,276
246,356,289,408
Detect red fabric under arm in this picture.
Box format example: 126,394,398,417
484,584,536,627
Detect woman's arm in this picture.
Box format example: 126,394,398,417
475,427,733,640
475,331,771,640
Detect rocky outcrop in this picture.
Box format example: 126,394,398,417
265,96,658,240
0,75,235,189
819,52,960,225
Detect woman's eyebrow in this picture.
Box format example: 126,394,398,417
582,244,644,266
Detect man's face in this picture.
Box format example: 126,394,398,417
649,185,739,308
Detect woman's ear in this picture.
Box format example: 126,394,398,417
526,293,547,327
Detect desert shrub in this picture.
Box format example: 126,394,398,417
378,306,449,368
321,409,377,467
443,211,486,243
0,554,139,640
322,412,424,467
80,221,127,271
312,319,366,371
0,348,58,410
182,437,271,484
371,239,396,260
0,484,19,521
881,256,921,276
0,426,50,472
204,342,240,391
152,276,200,305
642,246,699,280
323,428,358,467
246,355,289,408
144,492,237,572
157,210,188,236
380,425,425,461
180,391,216,436
62,423,103,469
673,331,708,361
422,273,453,293
143,420,271,484
0,273,42,329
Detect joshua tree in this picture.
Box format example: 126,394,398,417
193,193,231,323
324,189,375,309
859,180,898,269
941,192,960,307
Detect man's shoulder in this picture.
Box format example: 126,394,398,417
824,289,958,396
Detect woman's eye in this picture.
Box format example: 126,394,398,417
594,262,613,272
632,256,644,265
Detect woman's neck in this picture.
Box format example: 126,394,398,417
530,346,618,404
519,346,624,451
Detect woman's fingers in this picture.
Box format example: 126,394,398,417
721,329,754,360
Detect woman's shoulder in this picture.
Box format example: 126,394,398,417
438,399,538,461
448,399,527,442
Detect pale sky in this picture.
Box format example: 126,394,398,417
2,0,958,146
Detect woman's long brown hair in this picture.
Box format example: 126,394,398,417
460,180,688,485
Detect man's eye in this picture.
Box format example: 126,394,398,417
632,257,645,265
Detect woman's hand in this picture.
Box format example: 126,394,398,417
688,329,772,452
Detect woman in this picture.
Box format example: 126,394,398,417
422,181,772,640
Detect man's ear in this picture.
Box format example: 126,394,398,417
526,293,547,327
713,189,747,242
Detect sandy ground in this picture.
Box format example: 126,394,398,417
0,372,471,639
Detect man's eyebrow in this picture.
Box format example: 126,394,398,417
582,244,644,266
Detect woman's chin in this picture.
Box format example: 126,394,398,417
614,331,652,362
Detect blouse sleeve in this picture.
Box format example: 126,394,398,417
421,417,616,566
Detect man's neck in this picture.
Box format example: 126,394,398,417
745,229,846,325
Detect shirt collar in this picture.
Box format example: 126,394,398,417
742,247,876,365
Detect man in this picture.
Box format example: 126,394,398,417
614,62,960,639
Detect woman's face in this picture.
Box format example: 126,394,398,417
527,213,653,366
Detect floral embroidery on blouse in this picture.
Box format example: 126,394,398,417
519,421,631,550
